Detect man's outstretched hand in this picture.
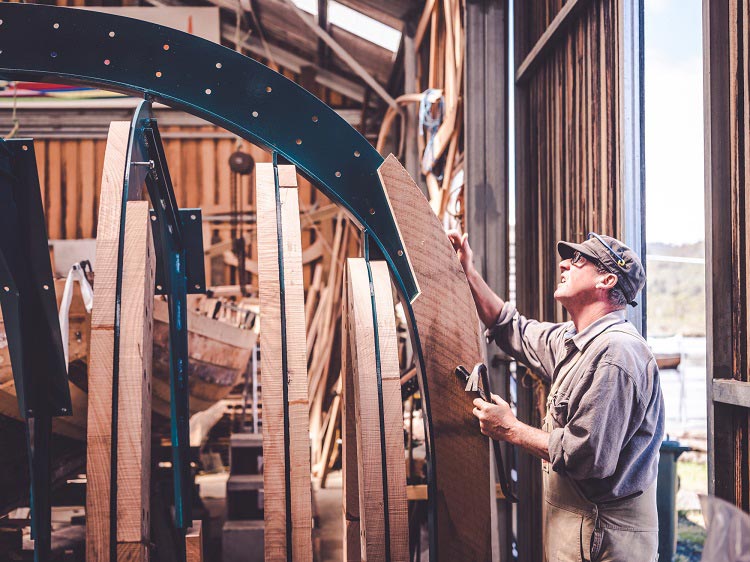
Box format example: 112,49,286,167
447,229,473,274
472,393,519,443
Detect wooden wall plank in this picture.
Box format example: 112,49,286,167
256,162,312,562
346,258,408,562
86,121,131,561
80,139,97,239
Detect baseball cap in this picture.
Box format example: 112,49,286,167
557,232,646,306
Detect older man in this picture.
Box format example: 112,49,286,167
448,231,664,562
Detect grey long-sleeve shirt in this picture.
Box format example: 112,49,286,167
487,303,665,503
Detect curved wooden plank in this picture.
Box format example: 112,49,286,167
378,154,492,561
256,163,312,562
346,258,408,562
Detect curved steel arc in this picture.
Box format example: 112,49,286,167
0,2,418,301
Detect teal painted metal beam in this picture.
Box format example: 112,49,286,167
0,3,418,301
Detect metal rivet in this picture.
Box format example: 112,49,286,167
43,284,49,290
50,51,58,58
53,23,60,29
150,215,157,222
369,208,375,215
354,150,360,157
21,145,28,151
190,214,197,220
194,284,200,290
216,62,222,69
163,44,170,51
205,88,212,95
397,250,404,256
335,171,341,178
155,71,162,78
295,139,302,145
60,407,67,413
3,286,9,292
265,86,272,93
104,59,111,66
312,115,318,123
156,284,163,291
252,111,258,118
0,20,4,26
109,31,116,38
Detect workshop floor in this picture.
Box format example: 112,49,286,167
314,471,344,562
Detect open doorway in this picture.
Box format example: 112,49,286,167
644,0,706,558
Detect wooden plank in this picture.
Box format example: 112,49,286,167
713,379,750,408
86,121,131,562
80,139,97,238
115,201,155,556
516,0,589,84
347,258,408,562
256,162,312,562
378,155,491,561
63,142,79,239
47,140,62,239
341,267,361,562
186,520,204,562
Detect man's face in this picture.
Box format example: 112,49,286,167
554,252,605,307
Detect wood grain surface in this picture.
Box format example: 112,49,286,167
378,154,492,561
347,258,409,562
256,163,313,562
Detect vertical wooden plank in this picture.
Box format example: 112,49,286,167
347,259,409,562
63,141,80,239
47,140,62,239
186,521,204,562
86,122,131,562
341,267,361,562
80,139,97,239
115,201,155,558
257,163,313,562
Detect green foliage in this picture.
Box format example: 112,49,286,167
646,242,705,337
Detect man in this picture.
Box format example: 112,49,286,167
448,231,664,562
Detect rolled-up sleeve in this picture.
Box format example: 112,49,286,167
548,363,639,479
486,301,567,383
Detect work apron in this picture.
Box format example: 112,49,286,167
541,334,659,562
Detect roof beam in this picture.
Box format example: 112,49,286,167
219,23,366,102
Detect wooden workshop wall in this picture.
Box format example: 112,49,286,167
704,0,750,511
32,127,326,285
514,1,643,559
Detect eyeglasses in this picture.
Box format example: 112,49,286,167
571,251,590,266
587,232,627,268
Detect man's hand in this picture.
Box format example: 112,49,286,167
472,393,519,442
447,229,473,274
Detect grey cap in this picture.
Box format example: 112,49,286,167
557,233,646,306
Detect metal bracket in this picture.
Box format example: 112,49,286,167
151,208,206,296
0,3,417,302
137,112,204,536
0,138,72,562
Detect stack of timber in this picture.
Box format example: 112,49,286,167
377,0,465,227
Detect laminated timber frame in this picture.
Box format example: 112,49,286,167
256,162,313,561
346,257,409,561
513,0,645,559
0,4,492,560
704,0,750,509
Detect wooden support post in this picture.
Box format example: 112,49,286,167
186,520,204,562
346,258,409,562
87,122,155,561
256,162,313,562
341,269,361,561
